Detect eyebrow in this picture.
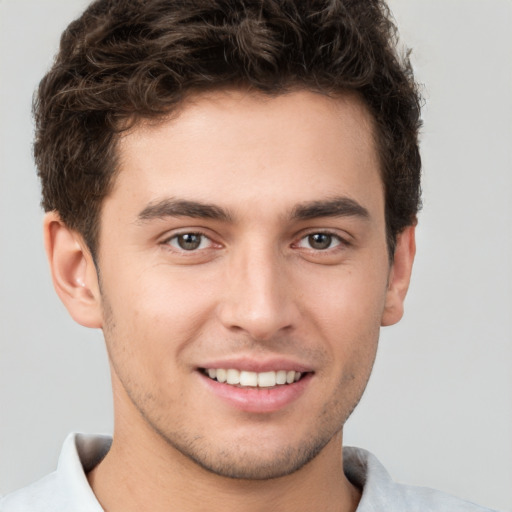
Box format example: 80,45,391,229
136,196,369,224
291,197,370,221
137,198,233,223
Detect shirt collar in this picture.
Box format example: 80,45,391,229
56,432,111,511
344,446,407,510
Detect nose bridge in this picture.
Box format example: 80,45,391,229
218,236,296,340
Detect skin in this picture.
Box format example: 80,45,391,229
45,89,415,512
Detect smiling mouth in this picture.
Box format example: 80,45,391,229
201,368,305,388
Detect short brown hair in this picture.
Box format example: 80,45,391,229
34,0,422,258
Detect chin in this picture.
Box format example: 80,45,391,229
181,442,329,480
157,423,337,481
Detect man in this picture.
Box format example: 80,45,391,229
0,1,499,511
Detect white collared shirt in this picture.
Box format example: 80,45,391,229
0,433,498,511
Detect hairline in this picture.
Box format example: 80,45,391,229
86,85,402,263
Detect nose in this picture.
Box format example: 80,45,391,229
217,243,299,341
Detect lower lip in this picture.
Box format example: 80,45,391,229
198,372,313,413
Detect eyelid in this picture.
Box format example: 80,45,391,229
169,233,211,251
158,227,351,253
160,228,221,251
294,229,351,249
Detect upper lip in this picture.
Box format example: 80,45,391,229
197,356,313,373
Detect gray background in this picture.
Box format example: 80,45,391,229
0,0,511,510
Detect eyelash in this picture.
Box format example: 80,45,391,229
294,231,348,251
162,230,349,253
163,232,216,252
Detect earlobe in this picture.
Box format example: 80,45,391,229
43,212,103,328
381,225,416,327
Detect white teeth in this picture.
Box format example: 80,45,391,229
276,370,287,385
226,369,240,385
258,371,276,387
240,371,258,386
204,368,304,387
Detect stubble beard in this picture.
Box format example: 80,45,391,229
100,291,377,482
142,407,346,481
109,362,370,482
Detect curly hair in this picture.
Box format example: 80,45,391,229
34,0,422,258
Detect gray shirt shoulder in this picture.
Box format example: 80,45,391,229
343,447,499,512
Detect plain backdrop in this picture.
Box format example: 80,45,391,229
0,0,511,510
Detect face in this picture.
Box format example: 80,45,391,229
91,90,405,479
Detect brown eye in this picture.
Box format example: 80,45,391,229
169,233,208,251
307,233,334,250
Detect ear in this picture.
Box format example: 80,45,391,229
381,225,416,327
43,212,103,328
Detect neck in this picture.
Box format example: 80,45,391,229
87,426,360,512
88,374,361,512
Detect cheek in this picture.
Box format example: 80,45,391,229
301,262,389,329
298,262,387,371
100,266,217,372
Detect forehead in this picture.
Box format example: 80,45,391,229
110,89,383,223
